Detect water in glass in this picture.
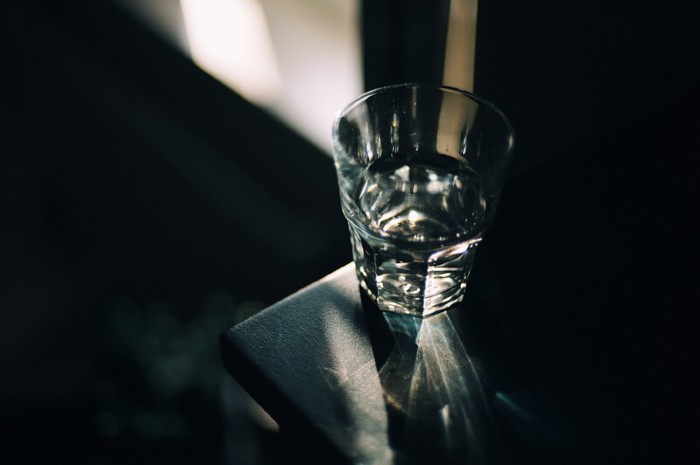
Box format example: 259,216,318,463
343,151,487,316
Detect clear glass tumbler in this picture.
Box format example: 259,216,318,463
332,84,514,317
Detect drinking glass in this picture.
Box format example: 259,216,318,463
332,84,514,317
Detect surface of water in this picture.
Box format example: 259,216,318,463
344,153,487,316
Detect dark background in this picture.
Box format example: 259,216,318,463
1,0,695,463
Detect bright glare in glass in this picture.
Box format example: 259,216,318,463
408,210,421,223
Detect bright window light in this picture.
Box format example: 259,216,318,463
180,0,282,105
180,0,362,154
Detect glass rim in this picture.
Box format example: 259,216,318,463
333,83,514,138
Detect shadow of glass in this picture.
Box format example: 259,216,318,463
362,295,509,465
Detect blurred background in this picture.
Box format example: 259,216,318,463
0,0,694,463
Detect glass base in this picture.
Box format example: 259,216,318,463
349,227,479,318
